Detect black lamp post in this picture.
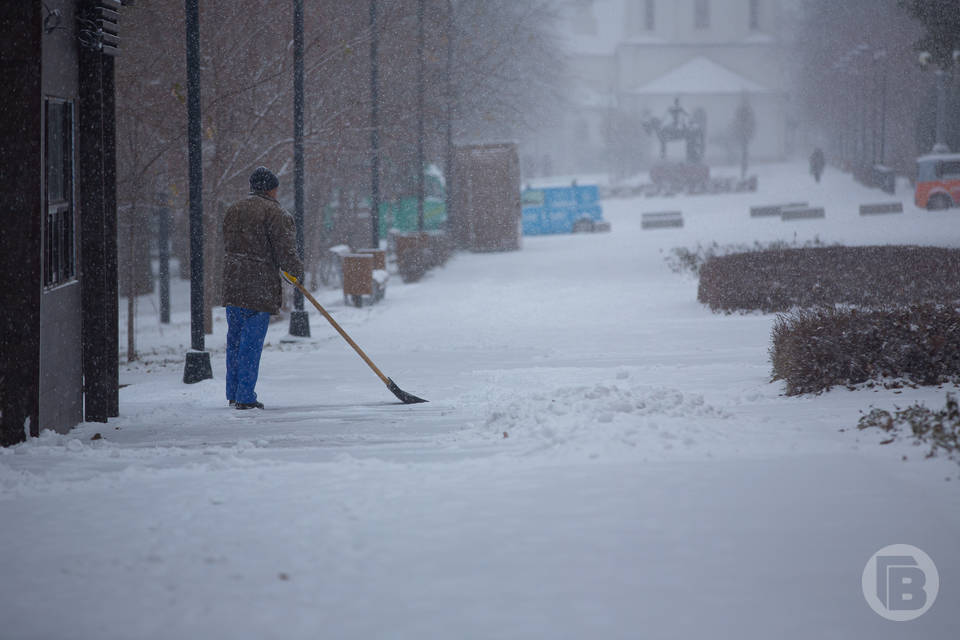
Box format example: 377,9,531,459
444,0,456,247
369,0,381,250
416,0,426,233
288,0,310,337
182,0,212,383
157,191,171,325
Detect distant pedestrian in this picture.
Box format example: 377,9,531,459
221,167,303,410
810,147,825,183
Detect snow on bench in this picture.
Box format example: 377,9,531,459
641,211,684,229
781,206,825,221
859,202,903,215
749,202,807,217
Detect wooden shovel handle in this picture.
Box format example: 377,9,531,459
282,271,390,386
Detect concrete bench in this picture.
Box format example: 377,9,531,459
641,211,683,229
859,202,903,215
750,202,807,217
781,206,825,221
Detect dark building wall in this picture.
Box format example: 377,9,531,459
0,0,120,446
40,0,85,432
0,3,43,445
78,2,120,423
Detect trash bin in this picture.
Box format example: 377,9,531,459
342,253,373,307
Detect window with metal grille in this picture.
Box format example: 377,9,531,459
694,0,710,29
44,99,76,288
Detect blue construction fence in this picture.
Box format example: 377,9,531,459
521,185,605,235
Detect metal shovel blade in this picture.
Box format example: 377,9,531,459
387,378,428,404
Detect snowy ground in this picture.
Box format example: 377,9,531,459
2,162,959,639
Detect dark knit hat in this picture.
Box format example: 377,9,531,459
249,166,279,192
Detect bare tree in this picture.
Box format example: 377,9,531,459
603,108,647,182
793,1,927,174
114,0,566,343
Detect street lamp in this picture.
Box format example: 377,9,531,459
288,0,310,337
182,0,212,384
369,0,381,250
444,0,456,248
416,0,426,233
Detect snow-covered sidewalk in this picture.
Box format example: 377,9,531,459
2,162,959,639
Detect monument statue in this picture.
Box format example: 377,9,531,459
642,98,705,164
641,97,709,190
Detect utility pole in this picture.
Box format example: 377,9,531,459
182,0,212,384
289,0,310,337
369,0,381,249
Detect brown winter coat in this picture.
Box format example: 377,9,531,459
222,193,303,314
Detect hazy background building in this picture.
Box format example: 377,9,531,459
521,0,792,178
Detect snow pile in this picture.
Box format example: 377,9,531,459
476,369,732,460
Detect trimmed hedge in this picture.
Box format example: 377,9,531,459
698,246,960,313
770,304,960,395
666,238,830,276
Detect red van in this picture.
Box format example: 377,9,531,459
915,153,960,209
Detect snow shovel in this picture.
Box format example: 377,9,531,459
281,271,428,404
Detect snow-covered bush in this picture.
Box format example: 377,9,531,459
857,394,960,463
697,246,960,313
770,304,960,395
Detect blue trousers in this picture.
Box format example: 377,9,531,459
225,306,271,404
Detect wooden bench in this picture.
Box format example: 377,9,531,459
859,202,903,215
641,211,683,229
